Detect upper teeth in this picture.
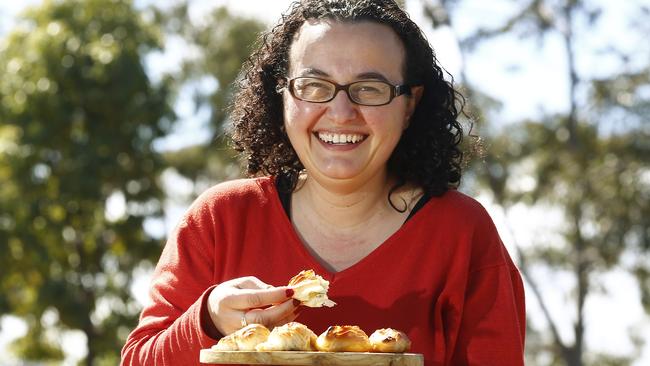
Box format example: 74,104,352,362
318,132,364,144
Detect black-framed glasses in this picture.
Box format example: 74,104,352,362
282,77,411,106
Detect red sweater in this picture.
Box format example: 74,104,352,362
121,177,525,365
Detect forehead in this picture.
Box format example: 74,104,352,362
288,20,406,81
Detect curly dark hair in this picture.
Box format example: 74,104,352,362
230,0,464,198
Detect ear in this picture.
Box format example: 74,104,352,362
403,86,424,129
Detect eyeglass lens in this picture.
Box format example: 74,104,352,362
291,77,393,106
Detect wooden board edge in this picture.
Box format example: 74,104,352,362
199,349,424,366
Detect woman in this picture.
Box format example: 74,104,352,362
121,0,525,365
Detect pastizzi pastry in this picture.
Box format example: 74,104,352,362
255,322,318,351
211,324,271,351
369,328,412,353
289,269,336,308
315,325,372,352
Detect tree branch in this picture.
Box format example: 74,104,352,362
459,0,547,50
494,204,571,358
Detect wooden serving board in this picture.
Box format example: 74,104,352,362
200,350,424,366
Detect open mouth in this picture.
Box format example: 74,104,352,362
315,131,367,145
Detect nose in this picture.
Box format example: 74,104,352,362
325,89,358,123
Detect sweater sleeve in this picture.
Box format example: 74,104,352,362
450,262,525,365
121,204,221,365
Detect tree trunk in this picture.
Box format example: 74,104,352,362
84,311,96,366
563,3,587,365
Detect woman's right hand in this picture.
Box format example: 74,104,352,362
207,276,300,335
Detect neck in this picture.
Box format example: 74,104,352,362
288,172,423,272
293,170,397,228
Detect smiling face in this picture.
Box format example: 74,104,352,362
283,20,418,190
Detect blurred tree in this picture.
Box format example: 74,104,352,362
0,0,173,364
154,2,265,193
422,0,650,365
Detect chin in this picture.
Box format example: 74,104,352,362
311,159,367,179
317,168,364,181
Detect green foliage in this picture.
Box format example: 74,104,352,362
8,319,64,362
424,0,650,365
484,118,649,266
156,3,265,184
0,0,173,363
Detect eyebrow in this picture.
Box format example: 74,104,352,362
298,68,390,82
299,68,329,77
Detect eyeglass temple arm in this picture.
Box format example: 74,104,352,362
395,84,412,96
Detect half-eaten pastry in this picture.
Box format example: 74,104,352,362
288,269,336,308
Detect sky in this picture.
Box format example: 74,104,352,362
1,0,649,365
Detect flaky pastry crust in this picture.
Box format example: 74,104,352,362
211,324,270,351
369,328,412,353
255,322,317,351
316,325,372,352
288,269,336,308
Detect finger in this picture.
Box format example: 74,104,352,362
244,298,298,328
228,313,251,334
224,286,293,309
234,276,274,290
271,309,300,329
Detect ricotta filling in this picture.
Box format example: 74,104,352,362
291,277,337,308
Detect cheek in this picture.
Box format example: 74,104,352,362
284,99,324,129
363,108,408,131
284,103,317,148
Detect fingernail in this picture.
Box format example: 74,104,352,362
285,288,294,297
292,299,301,307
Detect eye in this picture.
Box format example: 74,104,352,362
295,80,330,93
293,78,334,100
353,82,388,95
304,81,329,88
359,85,381,93
296,81,323,90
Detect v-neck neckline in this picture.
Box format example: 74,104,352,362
263,176,434,282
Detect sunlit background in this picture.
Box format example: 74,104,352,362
1,0,649,365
